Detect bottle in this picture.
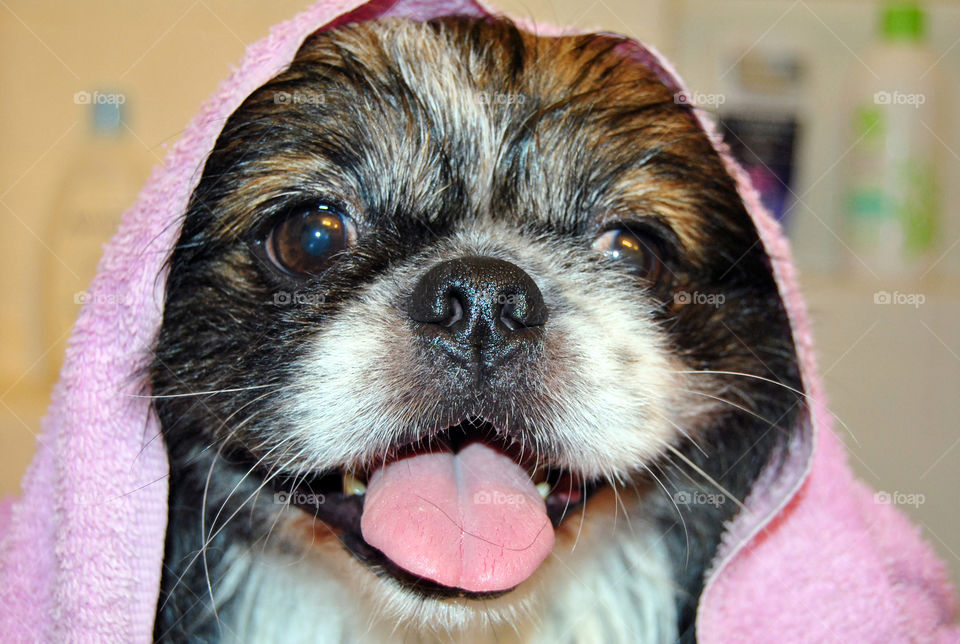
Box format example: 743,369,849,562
42,91,152,384
843,2,940,278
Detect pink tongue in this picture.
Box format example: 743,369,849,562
360,443,554,593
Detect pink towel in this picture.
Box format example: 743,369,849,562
1,0,956,641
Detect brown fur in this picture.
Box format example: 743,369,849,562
209,19,738,262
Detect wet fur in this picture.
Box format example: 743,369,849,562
152,17,805,643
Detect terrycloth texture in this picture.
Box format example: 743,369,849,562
0,0,956,642
700,427,960,643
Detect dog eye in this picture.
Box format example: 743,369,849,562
266,205,357,275
593,228,664,282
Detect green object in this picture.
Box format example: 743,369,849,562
881,3,926,43
847,189,892,220
898,159,938,255
853,105,884,142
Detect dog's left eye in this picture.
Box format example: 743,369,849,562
266,205,357,275
593,228,664,282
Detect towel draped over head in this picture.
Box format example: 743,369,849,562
1,0,957,641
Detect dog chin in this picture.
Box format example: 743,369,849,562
239,485,677,642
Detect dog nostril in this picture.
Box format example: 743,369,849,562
442,295,464,328
498,300,525,331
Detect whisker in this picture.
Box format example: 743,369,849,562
206,438,286,545
679,368,858,444
161,407,285,614
200,411,288,626
637,465,689,569
260,444,323,561
195,454,303,576
609,478,631,538
679,388,784,428
128,383,279,399
572,472,587,553
157,440,303,640
653,438,746,511
647,408,708,457
156,423,235,614
675,369,804,398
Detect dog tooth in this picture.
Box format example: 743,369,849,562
343,472,366,496
536,481,551,499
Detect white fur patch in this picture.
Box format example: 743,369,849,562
221,502,677,643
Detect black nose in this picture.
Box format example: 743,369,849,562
408,256,548,367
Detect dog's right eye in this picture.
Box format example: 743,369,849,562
265,204,357,275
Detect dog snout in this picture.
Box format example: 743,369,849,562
408,256,547,367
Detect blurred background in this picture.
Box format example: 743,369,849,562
1,0,958,583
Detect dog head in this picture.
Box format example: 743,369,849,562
153,16,804,638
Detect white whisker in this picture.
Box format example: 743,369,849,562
129,383,280,399
654,438,746,511
679,368,857,444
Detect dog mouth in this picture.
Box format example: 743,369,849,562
263,418,599,599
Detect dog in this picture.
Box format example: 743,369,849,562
151,16,805,643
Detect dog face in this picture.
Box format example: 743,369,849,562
152,17,804,642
